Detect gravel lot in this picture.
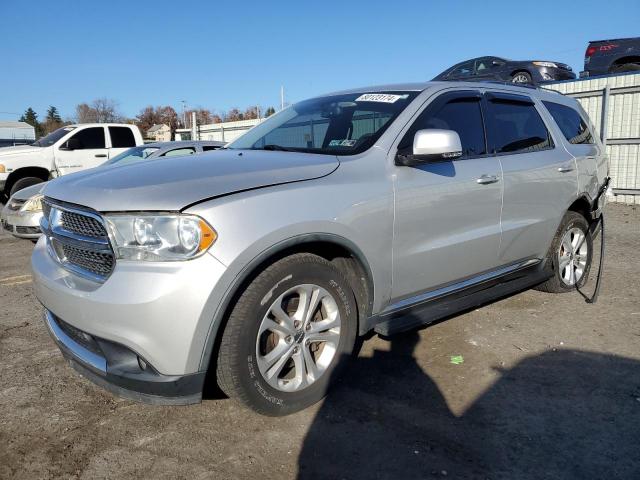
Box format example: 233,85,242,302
1,203,639,480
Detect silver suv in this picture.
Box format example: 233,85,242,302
32,82,608,415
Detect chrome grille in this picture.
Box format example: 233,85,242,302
61,243,115,277
60,210,107,238
42,198,115,282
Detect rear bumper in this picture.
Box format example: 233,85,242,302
44,309,205,405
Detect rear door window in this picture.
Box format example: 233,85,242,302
485,94,553,154
543,101,594,145
109,127,137,148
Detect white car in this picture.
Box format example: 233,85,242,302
0,123,143,198
1,140,225,240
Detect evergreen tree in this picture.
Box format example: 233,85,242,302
265,106,276,117
19,107,38,127
46,106,62,123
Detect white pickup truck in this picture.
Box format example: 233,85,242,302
0,123,143,198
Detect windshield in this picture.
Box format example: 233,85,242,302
228,91,419,155
103,146,160,166
32,126,76,147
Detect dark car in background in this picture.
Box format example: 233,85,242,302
581,37,640,77
433,56,576,84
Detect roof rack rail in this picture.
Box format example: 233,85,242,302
476,80,565,95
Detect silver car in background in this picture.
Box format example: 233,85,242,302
1,140,225,240
31,82,608,416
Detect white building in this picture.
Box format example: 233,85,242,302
0,121,36,147
146,124,171,142
176,118,263,143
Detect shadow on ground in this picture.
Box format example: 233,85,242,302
298,331,640,479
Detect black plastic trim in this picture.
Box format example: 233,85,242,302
44,310,205,405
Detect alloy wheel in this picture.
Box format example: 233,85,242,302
255,284,341,392
558,227,589,286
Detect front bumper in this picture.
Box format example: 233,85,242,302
0,205,43,239
32,236,228,402
536,66,576,82
44,310,205,404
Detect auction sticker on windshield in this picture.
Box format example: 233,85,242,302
355,93,408,103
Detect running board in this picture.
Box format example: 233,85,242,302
368,260,550,337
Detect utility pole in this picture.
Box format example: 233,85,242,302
181,100,187,128
280,86,285,111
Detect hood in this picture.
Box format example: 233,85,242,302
43,149,340,212
11,182,46,200
0,145,41,157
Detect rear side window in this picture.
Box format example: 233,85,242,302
486,97,553,154
109,127,137,148
70,127,105,149
543,101,594,145
400,93,486,158
202,145,221,151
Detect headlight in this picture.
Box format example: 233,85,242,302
104,213,217,261
21,194,44,212
533,61,557,68
0,164,5,173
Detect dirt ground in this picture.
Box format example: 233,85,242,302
0,204,639,480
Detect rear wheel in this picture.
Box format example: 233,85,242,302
9,177,45,197
216,253,357,416
536,211,593,293
511,71,533,84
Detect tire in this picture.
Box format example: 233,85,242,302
610,63,640,74
216,253,358,416
511,71,533,84
9,177,45,197
536,211,593,293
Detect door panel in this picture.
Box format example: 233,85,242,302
55,127,108,175
391,90,502,302
393,158,503,300
484,92,578,263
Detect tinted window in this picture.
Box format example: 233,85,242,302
543,101,594,145
109,127,136,148
32,126,76,147
161,147,195,157
486,99,553,154
447,61,474,78
400,95,486,158
70,127,105,149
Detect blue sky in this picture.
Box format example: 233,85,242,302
1,0,638,121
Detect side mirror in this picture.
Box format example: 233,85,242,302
61,137,81,151
396,129,462,166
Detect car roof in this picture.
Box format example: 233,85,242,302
321,80,562,100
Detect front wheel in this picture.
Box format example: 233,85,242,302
511,71,533,84
536,211,593,293
9,177,45,197
216,253,357,416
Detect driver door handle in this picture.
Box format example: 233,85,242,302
558,165,574,173
95,154,107,158
476,174,499,185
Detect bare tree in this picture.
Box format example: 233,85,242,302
75,103,97,123
92,98,121,123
